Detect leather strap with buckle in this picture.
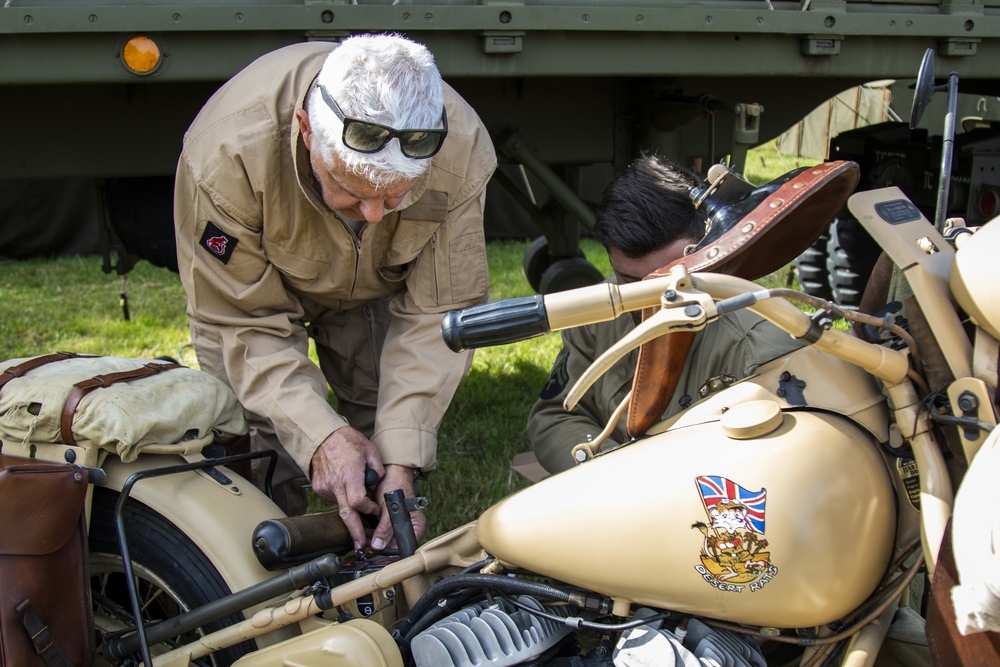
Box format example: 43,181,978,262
0,352,98,393
15,599,74,667
60,362,182,446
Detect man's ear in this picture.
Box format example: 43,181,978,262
295,108,312,151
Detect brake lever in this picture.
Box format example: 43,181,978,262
563,287,718,412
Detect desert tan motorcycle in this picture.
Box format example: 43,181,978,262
2,48,998,667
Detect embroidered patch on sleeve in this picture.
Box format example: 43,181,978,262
538,355,570,400
199,221,238,265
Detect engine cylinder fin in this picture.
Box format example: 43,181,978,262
411,595,574,667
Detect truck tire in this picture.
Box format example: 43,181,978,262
794,230,833,300
522,235,554,293
826,216,881,310
538,256,605,294
89,487,255,666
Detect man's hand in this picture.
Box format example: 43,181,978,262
370,464,426,552
310,427,384,550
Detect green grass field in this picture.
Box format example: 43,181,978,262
0,141,817,539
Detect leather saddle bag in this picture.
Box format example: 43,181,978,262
0,454,92,667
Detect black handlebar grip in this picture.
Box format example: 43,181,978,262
441,295,550,352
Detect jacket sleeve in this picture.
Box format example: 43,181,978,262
174,155,348,475
528,324,622,475
370,135,497,473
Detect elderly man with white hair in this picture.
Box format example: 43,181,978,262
174,33,496,552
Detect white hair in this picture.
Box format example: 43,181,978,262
308,33,445,188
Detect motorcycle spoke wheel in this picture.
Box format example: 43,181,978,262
88,487,254,667
90,554,220,665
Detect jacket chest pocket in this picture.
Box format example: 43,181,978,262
376,220,441,284
375,191,448,291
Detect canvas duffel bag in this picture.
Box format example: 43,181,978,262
0,352,247,459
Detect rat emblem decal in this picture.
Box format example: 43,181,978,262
199,221,239,265
691,475,777,593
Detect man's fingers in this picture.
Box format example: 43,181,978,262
344,481,381,518
370,510,394,552
337,506,369,551
410,509,428,543
310,427,389,549
371,509,427,552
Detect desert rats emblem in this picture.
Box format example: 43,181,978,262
691,475,777,593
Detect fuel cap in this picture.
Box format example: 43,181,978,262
721,399,783,439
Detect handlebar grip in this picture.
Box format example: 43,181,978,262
441,295,550,352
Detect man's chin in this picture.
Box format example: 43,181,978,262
336,209,364,222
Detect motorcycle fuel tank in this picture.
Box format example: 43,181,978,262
478,401,896,629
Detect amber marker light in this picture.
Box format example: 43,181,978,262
122,35,162,75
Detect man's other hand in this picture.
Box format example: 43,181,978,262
310,426,384,550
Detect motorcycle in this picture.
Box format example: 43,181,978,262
2,48,998,667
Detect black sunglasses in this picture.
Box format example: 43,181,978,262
319,85,448,159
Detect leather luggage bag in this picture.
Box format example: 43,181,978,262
0,454,92,667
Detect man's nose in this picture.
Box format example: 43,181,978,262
359,199,386,223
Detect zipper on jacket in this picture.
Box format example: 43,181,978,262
431,232,440,304
350,229,363,300
364,304,381,384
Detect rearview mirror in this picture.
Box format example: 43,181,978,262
909,48,936,129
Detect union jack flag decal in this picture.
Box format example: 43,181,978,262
696,475,767,534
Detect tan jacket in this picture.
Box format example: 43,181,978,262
528,306,803,474
174,42,497,475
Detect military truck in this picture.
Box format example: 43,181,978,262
2,0,1000,293
794,81,1000,308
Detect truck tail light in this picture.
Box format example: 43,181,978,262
979,189,998,218
121,36,162,75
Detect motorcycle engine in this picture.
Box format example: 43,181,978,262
408,595,766,667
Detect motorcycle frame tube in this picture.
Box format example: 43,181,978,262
885,381,953,578
841,601,899,667
154,593,326,667
153,522,484,666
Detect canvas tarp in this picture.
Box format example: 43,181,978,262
776,82,897,159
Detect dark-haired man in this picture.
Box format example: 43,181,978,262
528,156,801,475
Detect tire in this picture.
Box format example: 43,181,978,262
89,487,255,666
826,216,881,310
794,229,833,300
538,257,606,294
522,235,554,293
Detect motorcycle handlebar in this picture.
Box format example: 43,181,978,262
441,295,549,352
442,270,911,388
442,280,670,352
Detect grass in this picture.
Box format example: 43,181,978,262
0,142,818,541
743,138,822,185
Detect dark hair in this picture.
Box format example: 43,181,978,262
592,154,707,258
